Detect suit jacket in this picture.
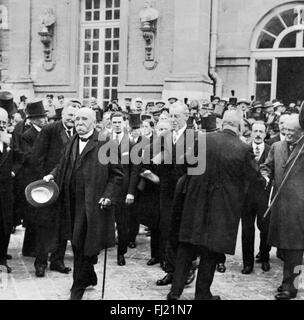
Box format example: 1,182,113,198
51,130,123,256
266,134,281,146
32,120,74,177
261,138,304,249
179,129,262,255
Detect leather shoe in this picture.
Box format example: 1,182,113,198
241,266,253,274
128,242,136,249
50,263,72,274
275,291,297,300
70,287,85,300
277,285,283,292
216,263,226,273
86,271,97,287
156,273,173,286
117,255,126,266
210,295,221,300
147,257,160,266
276,250,284,261
261,261,270,272
167,292,179,300
255,252,261,260
22,251,36,258
35,266,46,277
185,269,196,285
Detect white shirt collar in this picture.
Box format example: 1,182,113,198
33,124,42,132
280,133,286,141
0,141,3,153
174,124,187,143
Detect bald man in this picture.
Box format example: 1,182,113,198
44,107,123,300
30,105,78,277
168,110,262,300
261,113,304,300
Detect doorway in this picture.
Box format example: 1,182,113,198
276,57,304,105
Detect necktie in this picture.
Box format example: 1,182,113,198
173,131,178,144
115,134,120,145
255,145,260,160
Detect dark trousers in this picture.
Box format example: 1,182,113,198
0,214,10,265
22,225,36,255
216,253,226,264
128,204,139,243
115,203,129,255
241,201,271,267
170,243,218,300
282,250,303,294
34,224,68,268
150,227,161,259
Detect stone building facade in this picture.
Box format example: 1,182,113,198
0,0,303,106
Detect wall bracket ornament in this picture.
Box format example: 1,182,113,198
38,8,56,71
139,1,159,70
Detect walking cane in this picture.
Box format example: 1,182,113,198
263,139,304,219
101,248,108,300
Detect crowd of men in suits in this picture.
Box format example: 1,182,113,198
0,90,303,300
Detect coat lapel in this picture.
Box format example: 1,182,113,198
285,136,304,168
59,122,69,145
79,130,98,161
0,144,9,167
280,141,290,168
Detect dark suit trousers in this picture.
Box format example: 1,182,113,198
241,201,271,267
0,211,10,265
150,227,161,259
128,204,139,243
22,224,36,256
115,203,129,255
282,250,303,294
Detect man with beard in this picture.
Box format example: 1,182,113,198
30,105,78,277
241,122,271,274
43,108,123,300
21,101,48,258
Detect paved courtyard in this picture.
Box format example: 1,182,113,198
0,225,303,300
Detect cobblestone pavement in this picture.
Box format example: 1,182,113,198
0,225,303,300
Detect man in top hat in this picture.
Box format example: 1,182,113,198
106,112,142,266
30,104,78,277
124,98,132,113
241,122,271,275
45,94,56,119
0,108,23,273
21,101,48,258
18,95,28,119
0,91,17,117
95,109,104,132
43,107,123,300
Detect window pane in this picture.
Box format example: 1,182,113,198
83,88,90,99
86,0,92,10
84,53,91,63
256,84,271,103
264,16,285,36
280,9,297,27
84,77,90,87
113,52,119,63
256,60,272,82
84,65,91,75
104,77,110,87
257,31,276,49
86,11,92,21
113,40,119,50
105,65,111,75
114,10,120,20
114,0,120,8
106,0,112,8
105,52,111,63
94,11,100,20
93,53,99,62
112,64,118,75
93,41,99,51
111,89,117,100
85,29,91,39
112,77,118,87
92,77,98,87
105,40,112,50
92,65,98,75
103,101,109,109
93,29,99,39
279,30,297,48
85,41,91,51
114,28,120,38
106,10,112,20
104,89,110,99
92,89,98,98
105,28,112,39
93,0,100,9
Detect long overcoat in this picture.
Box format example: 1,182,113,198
179,129,262,255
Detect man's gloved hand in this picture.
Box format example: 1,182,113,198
125,194,134,205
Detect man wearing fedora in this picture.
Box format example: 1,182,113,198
21,101,48,258
44,107,123,300
30,105,78,277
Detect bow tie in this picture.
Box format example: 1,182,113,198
79,136,90,142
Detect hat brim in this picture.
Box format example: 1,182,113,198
25,180,59,208
27,113,47,119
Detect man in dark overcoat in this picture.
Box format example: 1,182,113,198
44,108,123,300
30,105,77,277
261,114,304,300
168,111,262,300
20,101,48,257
